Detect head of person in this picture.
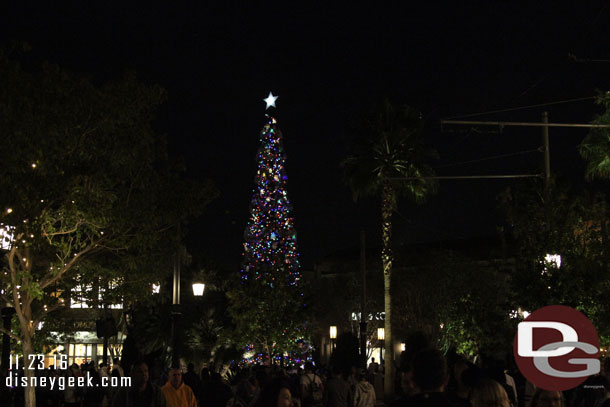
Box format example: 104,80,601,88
411,348,448,392
531,389,564,407
471,378,510,407
331,366,342,378
356,369,368,382
304,362,315,373
168,366,183,389
398,367,416,396
256,378,292,407
187,363,195,373
131,362,149,390
113,358,120,366
236,375,258,402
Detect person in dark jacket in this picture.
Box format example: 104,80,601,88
112,361,166,407
324,367,349,407
397,348,453,407
183,363,202,403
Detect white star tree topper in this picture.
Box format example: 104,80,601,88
263,92,278,110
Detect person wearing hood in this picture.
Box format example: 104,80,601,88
161,366,197,407
353,371,376,407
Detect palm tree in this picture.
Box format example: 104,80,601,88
342,99,437,397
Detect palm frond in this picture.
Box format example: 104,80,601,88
342,99,437,203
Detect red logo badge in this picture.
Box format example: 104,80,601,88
513,305,600,391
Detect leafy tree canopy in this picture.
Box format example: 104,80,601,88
0,52,217,346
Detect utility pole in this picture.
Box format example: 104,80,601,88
436,119,610,184
359,230,367,370
542,112,552,232
542,112,551,196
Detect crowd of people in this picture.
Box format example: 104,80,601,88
3,350,610,407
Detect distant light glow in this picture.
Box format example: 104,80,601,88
545,254,561,268
152,284,160,294
377,328,385,341
542,253,562,275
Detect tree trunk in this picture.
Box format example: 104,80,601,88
381,182,394,398
22,332,36,407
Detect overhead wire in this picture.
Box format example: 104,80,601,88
435,148,540,169
443,96,596,120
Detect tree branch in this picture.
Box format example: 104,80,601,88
39,238,102,290
7,244,23,318
41,219,84,238
32,302,64,328
0,326,21,342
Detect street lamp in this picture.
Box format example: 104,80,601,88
377,327,384,363
171,246,181,368
329,325,337,351
192,282,205,297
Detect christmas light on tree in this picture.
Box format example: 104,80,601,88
240,95,301,287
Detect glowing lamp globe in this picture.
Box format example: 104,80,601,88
192,283,205,297
329,325,337,339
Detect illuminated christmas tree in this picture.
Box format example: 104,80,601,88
230,93,307,364
240,94,301,287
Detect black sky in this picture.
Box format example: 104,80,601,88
2,2,610,270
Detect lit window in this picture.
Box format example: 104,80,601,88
70,284,92,308
99,279,123,309
0,224,15,250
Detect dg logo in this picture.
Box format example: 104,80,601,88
513,305,600,391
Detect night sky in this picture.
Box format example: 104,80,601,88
2,2,610,270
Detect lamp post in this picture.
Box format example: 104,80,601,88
377,327,384,364
170,246,181,368
170,271,205,368
329,325,337,352
1,307,15,372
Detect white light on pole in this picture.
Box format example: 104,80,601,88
192,283,205,297
329,326,337,340
377,327,385,341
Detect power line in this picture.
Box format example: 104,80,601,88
435,149,540,169
390,174,541,181
444,96,596,120
441,119,610,129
